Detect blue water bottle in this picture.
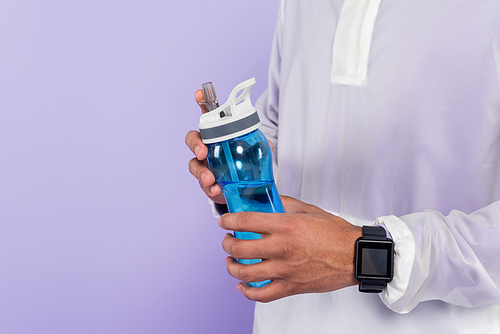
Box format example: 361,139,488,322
199,78,284,288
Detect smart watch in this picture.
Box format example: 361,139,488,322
354,225,394,293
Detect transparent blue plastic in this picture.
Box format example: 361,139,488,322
207,129,284,288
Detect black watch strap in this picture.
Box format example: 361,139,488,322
357,225,393,293
359,279,385,293
362,225,387,240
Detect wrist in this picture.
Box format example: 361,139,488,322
346,225,364,287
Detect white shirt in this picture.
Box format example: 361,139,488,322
253,0,500,333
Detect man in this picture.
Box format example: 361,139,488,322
186,0,500,333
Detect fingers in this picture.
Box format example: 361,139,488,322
189,157,225,203
188,156,210,182
236,279,292,303
218,201,319,234
195,89,208,114
198,178,225,203
225,257,275,283
280,195,323,214
222,233,288,260
185,130,208,161
195,89,204,103
219,211,290,234
185,89,212,160
186,96,222,201
185,130,225,203
188,89,226,204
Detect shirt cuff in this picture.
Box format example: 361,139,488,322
378,223,393,240
375,215,416,313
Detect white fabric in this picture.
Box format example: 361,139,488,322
375,216,415,308
209,198,222,219
330,0,381,86
252,0,500,333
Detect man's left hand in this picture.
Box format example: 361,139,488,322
219,196,363,303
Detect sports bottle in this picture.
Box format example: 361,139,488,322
199,78,284,287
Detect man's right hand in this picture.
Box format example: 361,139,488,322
185,89,226,205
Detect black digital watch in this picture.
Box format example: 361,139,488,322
354,225,394,293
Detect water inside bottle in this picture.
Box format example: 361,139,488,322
220,180,284,214
220,180,284,288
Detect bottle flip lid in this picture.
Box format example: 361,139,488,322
199,78,260,144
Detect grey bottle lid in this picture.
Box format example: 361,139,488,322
199,78,260,144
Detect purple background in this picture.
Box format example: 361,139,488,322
0,1,278,333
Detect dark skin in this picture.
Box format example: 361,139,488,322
186,89,362,302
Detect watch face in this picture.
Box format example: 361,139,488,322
355,239,394,281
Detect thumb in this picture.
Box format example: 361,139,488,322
280,196,323,214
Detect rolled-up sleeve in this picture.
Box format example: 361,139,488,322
377,200,500,313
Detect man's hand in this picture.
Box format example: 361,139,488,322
185,89,273,205
185,89,226,204
219,196,362,303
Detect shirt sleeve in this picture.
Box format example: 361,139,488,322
376,200,500,314
254,0,284,163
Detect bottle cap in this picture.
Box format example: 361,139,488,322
199,78,260,144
